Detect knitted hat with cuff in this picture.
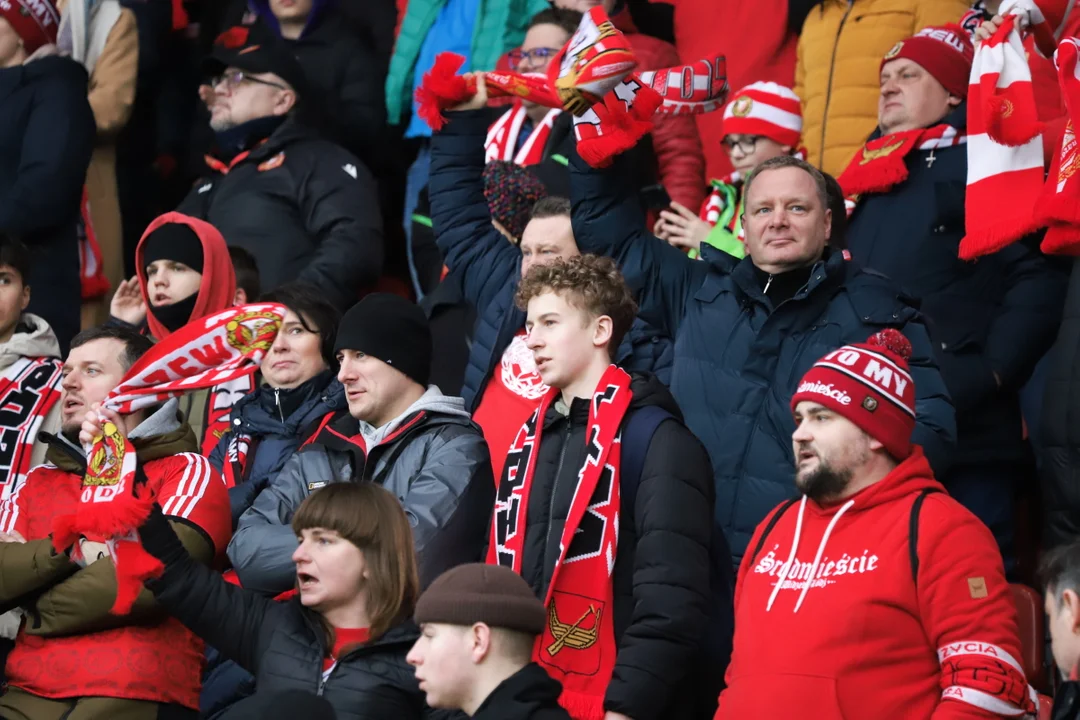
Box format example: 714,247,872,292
881,24,974,99
721,82,803,148
790,330,917,460
335,293,432,387
415,563,546,635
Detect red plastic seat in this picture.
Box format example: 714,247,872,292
1010,583,1048,693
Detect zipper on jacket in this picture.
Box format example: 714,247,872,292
543,419,575,587
818,0,854,168
764,274,774,294
274,388,285,424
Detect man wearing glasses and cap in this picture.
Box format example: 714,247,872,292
176,26,384,313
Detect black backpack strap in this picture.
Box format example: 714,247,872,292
619,405,674,516
909,488,944,585
748,497,799,566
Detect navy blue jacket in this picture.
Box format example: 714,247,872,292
569,149,956,563
0,57,95,352
209,371,345,525
842,106,1062,468
430,109,673,411
847,104,1064,465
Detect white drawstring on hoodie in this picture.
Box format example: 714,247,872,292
765,496,856,613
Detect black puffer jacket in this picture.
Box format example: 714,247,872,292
176,119,383,311
140,507,436,720
517,374,719,720
472,664,570,720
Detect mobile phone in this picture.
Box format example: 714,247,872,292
641,184,672,211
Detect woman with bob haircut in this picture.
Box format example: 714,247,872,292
136,480,433,720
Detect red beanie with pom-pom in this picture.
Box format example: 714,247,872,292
791,330,917,460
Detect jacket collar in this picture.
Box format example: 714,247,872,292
730,247,843,309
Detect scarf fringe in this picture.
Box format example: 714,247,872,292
558,688,605,720
959,216,1043,260
577,85,662,168
837,156,911,197
415,52,470,132
111,539,164,615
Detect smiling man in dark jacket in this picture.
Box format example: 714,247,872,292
840,25,1064,573
177,27,382,311
489,254,724,720
0,1,95,352
570,143,955,567
229,293,494,595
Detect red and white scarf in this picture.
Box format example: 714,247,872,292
78,188,109,301
488,365,633,720
960,0,1071,259
201,374,258,456
52,303,286,614
1038,37,1080,253
0,356,62,493
485,101,562,166
417,7,727,167
838,125,966,198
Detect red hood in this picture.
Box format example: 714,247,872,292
804,446,942,519
136,212,237,340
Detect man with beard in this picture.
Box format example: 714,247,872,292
0,325,231,718
717,330,1035,719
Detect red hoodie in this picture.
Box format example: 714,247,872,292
136,212,237,341
717,449,1035,720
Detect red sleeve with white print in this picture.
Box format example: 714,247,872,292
916,495,1037,719
153,452,232,559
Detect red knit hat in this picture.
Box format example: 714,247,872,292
0,0,60,54
791,330,916,460
881,24,973,99
721,82,802,148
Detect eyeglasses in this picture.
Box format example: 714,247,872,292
213,70,288,92
722,136,763,155
508,47,559,70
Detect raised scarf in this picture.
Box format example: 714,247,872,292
485,101,562,166
0,356,62,492
1038,37,1080,253
52,303,286,614
838,124,967,198
487,365,633,720
960,0,1067,259
78,187,109,300
417,6,727,168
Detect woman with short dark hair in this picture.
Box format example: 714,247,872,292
139,482,432,720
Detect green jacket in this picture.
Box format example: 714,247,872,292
384,0,548,125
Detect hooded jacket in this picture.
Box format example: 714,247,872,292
472,663,571,720
209,371,346,525
175,118,383,312
846,103,1065,465
718,448,1032,720
514,373,723,720
0,56,95,351
228,386,494,594
0,313,63,475
0,399,232,711
136,211,237,341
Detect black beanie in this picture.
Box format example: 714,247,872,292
141,223,204,275
334,294,432,387
415,563,546,634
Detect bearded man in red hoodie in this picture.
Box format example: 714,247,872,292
717,330,1037,720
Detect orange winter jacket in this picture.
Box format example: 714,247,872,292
795,0,969,176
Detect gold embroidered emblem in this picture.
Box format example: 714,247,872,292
546,602,601,655
884,41,904,60
731,96,754,117
859,140,905,165
86,422,125,486
225,310,281,354
862,396,879,412
1000,99,1015,119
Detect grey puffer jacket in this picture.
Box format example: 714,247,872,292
228,387,495,594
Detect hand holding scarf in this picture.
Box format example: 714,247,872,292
52,303,287,614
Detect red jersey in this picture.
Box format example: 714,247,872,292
1,452,231,709
718,449,1036,720
473,329,547,480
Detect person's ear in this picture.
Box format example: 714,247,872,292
470,623,492,664
593,314,613,349
276,89,298,116
823,207,833,242
947,94,962,108
233,287,248,307
1064,589,1080,634
781,145,793,155
20,283,30,312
